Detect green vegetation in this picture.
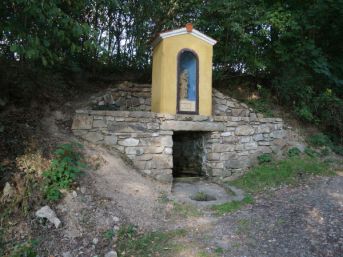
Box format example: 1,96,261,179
172,202,202,218
257,153,272,164
43,143,85,201
116,225,186,257
191,191,216,201
1,0,342,143
212,195,254,215
287,147,301,158
8,240,37,257
231,157,332,194
307,133,343,156
103,229,116,240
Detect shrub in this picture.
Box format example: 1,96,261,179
288,147,301,157
304,147,318,158
257,153,272,164
307,133,332,147
9,240,37,257
43,143,85,201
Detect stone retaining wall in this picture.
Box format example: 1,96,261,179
90,82,257,117
72,110,287,183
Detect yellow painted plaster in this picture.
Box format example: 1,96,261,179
151,33,213,115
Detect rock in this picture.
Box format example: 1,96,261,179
72,114,93,130
1,182,14,202
72,190,77,198
62,252,72,257
92,238,99,245
160,121,225,131
104,250,118,257
80,187,86,194
98,100,105,106
235,125,255,136
35,206,61,228
104,94,114,105
113,216,120,223
118,138,139,147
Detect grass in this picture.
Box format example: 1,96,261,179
191,191,216,201
230,157,332,194
116,225,186,257
172,202,202,217
212,195,254,215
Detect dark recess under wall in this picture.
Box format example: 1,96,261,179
172,131,208,177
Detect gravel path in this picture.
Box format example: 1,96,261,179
206,176,343,257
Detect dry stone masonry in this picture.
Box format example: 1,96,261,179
73,84,289,184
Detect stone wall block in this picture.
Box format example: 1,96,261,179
235,125,255,136
118,138,139,146
104,135,117,145
151,155,173,169
144,146,164,154
207,153,221,161
93,119,107,128
125,147,144,155
213,144,235,152
84,131,104,143
72,114,93,130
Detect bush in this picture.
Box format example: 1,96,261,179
288,147,301,157
307,133,332,147
257,153,272,164
304,147,318,158
43,143,85,201
9,240,37,257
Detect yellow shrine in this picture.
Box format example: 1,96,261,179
151,24,217,116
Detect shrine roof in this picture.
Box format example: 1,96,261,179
152,24,217,48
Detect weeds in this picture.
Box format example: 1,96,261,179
257,153,272,164
103,229,116,240
116,225,186,257
212,195,254,215
172,202,201,217
230,157,332,194
191,191,216,201
43,143,85,201
287,147,301,158
307,133,343,156
8,240,37,257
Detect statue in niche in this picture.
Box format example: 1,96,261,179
179,69,189,99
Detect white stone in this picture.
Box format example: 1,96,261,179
1,182,14,202
118,138,139,146
36,206,61,228
104,251,118,257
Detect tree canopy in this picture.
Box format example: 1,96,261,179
1,0,342,140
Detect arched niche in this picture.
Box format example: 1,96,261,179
177,49,199,114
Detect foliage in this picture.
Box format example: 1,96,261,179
304,147,319,158
287,147,301,158
257,153,272,164
212,195,254,215
1,0,342,140
190,191,216,201
116,225,186,257
307,133,343,156
8,240,37,257
103,229,116,240
230,157,332,193
43,143,84,201
172,202,201,218
307,133,333,147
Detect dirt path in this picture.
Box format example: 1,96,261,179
178,176,343,257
